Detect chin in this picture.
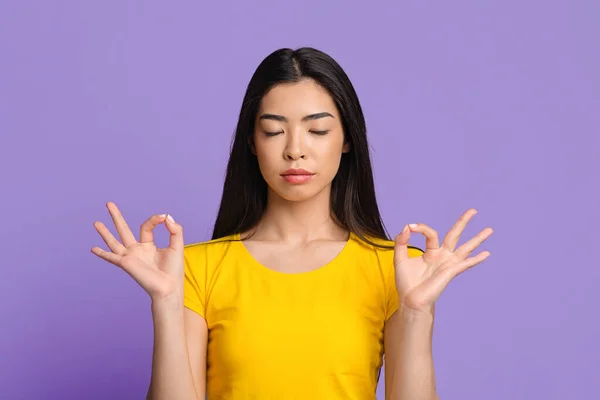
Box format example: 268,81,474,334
273,188,316,202
269,182,330,203
280,193,316,202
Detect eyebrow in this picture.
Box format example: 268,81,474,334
258,112,334,122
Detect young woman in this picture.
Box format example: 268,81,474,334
92,47,493,400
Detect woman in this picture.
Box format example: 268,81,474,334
92,47,493,399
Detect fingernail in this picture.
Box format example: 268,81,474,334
158,214,167,218
166,214,175,223
409,223,418,228
402,225,409,233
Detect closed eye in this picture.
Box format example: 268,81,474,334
264,130,329,137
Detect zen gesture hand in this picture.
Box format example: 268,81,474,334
91,202,185,302
393,209,494,315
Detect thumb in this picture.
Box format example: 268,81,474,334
394,225,411,263
164,214,184,252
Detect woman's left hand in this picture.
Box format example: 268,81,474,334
394,208,494,315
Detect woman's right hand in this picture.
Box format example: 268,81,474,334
91,202,185,303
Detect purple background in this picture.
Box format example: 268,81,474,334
2,1,599,399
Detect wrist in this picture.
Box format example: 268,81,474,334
401,302,435,323
151,291,184,313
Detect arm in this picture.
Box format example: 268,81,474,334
384,304,439,400
90,204,207,400
385,209,492,399
146,296,208,400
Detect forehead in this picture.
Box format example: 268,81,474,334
258,79,338,117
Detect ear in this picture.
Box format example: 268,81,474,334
342,140,351,153
248,136,257,155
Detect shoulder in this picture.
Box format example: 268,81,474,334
351,233,424,260
184,234,236,252
183,234,241,269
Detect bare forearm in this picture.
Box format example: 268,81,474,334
147,296,199,400
391,306,438,400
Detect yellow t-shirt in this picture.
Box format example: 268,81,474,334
183,232,424,399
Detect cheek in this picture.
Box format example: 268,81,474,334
320,137,345,162
254,142,278,172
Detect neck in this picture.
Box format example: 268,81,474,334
248,185,347,244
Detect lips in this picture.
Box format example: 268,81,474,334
280,168,315,184
281,168,314,176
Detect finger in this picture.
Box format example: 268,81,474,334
91,246,122,266
420,266,456,302
140,214,168,244
454,228,494,260
411,250,491,304
106,202,138,247
453,250,491,275
408,223,440,250
93,221,126,255
394,225,411,263
442,208,477,251
164,214,184,252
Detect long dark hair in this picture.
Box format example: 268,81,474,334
211,47,393,249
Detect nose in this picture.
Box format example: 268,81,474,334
284,131,306,160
